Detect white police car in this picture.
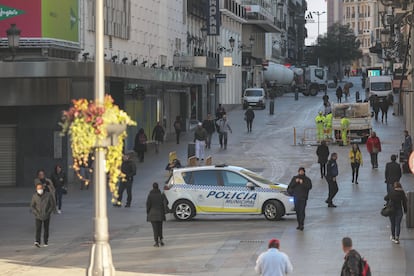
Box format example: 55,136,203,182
163,165,295,221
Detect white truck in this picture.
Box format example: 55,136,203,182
300,65,328,96
331,102,372,144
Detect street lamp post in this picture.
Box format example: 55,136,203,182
312,11,326,67
6,23,21,60
87,0,115,274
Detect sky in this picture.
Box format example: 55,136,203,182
305,0,328,46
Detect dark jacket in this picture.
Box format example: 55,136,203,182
287,174,312,200
326,159,338,178
202,119,216,134
336,86,343,98
134,131,147,152
244,109,255,121
341,249,362,276
173,120,181,132
121,159,136,182
30,192,56,221
316,144,330,164
194,127,208,141
385,188,407,213
385,161,401,185
146,188,167,222
50,171,65,190
152,125,165,142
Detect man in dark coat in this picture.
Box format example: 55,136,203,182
146,182,168,247
336,86,343,103
316,141,330,178
31,183,56,247
114,153,137,207
244,106,255,132
152,122,165,154
288,167,312,231
202,113,216,149
326,152,339,207
341,237,363,276
385,154,402,194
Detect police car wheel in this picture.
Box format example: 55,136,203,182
263,200,283,221
173,200,195,221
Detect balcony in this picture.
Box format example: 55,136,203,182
241,1,280,32
173,55,219,72
220,0,248,23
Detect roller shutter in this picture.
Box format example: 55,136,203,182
0,126,16,187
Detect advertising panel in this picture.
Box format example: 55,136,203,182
206,0,220,36
0,0,41,38
42,0,78,42
0,0,78,43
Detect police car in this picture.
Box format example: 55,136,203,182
163,164,295,221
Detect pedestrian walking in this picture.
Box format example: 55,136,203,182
244,106,255,132
315,111,325,142
114,153,137,208
34,169,55,198
336,86,343,103
255,238,293,276
217,114,232,150
322,94,329,105
379,98,389,123
146,182,168,247
333,75,338,87
372,95,380,121
343,83,350,101
326,152,339,207
194,122,208,160
50,164,66,214
152,122,165,154
287,167,312,231
366,131,381,169
173,116,182,144
340,237,363,276
402,130,412,159
215,104,226,119
349,143,363,184
31,183,56,247
202,114,216,149
385,154,402,194
134,128,147,162
384,182,407,244
316,140,330,178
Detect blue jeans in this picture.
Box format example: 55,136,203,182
55,188,64,210
389,208,403,238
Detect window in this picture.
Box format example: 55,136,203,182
222,171,249,187
315,68,325,80
182,170,220,186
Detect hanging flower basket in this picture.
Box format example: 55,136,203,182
60,95,136,199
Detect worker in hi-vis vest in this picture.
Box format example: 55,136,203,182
340,117,350,146
315,111,325,142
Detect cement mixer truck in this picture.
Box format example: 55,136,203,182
263,62,327,97
263,62,295,97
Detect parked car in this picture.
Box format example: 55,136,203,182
164,164,295,221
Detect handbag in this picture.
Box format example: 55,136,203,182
61,186,68,195
381,201,394,217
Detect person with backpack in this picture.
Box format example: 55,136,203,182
341,237,371,276
134,128,147,162
152,122,165,154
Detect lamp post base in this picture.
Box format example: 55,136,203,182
87,242,115,275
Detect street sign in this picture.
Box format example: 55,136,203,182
215,73,226,83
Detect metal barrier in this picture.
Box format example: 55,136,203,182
302,128,318,145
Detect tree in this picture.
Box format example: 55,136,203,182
314,23,362,77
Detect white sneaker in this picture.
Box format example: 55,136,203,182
390,235,395,242
34,242,40,248
43,243,48,247
394,237,400,244
57,210,62,214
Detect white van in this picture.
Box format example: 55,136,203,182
242,88,265,109
366,76,393,99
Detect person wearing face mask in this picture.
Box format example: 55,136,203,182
30,183,56,247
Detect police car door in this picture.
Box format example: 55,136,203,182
190,170,224,213
221,171,260,213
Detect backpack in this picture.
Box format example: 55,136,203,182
360,257,371,276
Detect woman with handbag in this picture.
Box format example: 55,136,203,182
384,182,407,244
349,143,363,184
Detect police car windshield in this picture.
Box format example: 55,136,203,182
240,170,274,185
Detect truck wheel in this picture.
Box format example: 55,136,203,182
302,91,310,96
309,87,318,96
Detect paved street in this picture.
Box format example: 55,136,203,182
1,76,413,276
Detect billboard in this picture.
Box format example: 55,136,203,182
0,0,78,43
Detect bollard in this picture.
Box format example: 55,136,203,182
293,127,296,146
269,100,275,115
294,90,299,101
407,192,414,228
355,91,360,102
